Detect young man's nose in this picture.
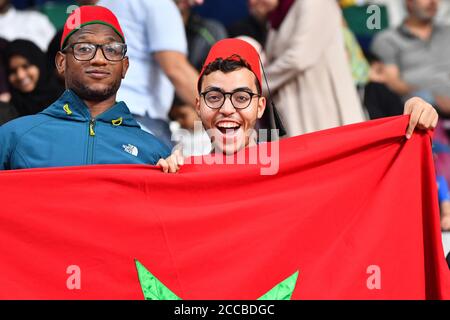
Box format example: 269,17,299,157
219,96,236,115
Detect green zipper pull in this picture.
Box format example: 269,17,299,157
89,119,96,136
63,104,72,115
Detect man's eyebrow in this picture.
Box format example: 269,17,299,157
75,35,119,43
232,87,253,92
203,86,254,92
204,86,223,92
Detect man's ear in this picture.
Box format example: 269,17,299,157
257,96,266,119
55,51,66,78
195,96,201,115
122,56,129,79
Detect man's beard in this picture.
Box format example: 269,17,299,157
70,78,121,102
414,6,437,23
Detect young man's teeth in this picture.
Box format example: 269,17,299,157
217,123,240,129
217,123,240,134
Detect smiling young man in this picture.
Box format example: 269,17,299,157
158,38,266,172
197,40,266,156
0,6,170,170
158,38,439,173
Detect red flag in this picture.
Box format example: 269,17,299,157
0,115,449,299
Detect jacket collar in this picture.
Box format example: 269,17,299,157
40,90,140,128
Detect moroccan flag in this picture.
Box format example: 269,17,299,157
0,115,449,299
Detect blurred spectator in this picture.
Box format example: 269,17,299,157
371,0,450,27
169,102,211,156
5,39,63,116
370,0,408,27
0,100,18,125
169,93,209,156
169,101,199,132
99,0,199,147
0,0,55,51
263,0,366,137
342,19,370,88
228,0,271,48
433,120,450,197
175,0,227,71
363,59,405,119
340,16,404,119
0,37,10,103
370,0,450,216
371,0,450,115
437,172,450,231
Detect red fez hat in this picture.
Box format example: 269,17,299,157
199,38,262,91
60,6,125,50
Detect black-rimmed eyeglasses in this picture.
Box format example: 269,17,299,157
200,90,260,110
62,42,127,62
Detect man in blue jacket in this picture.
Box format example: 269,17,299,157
0,6,171,170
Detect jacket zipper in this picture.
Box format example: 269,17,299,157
87,119,96,164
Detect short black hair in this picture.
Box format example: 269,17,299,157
198,55,261,94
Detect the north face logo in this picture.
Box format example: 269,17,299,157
123,144,139,157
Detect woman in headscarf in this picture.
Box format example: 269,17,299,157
5,39,64,116
0,37,19,125
263,0,366,137
0,37,11,103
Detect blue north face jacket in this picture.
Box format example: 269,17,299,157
0,90,171,170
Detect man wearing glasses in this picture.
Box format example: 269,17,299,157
158,38,267,172
158,38,439,173
0,6,171,170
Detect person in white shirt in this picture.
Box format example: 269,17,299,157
99,0,201,147
0,0,55,52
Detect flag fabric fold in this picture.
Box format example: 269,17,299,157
0,115,449,299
